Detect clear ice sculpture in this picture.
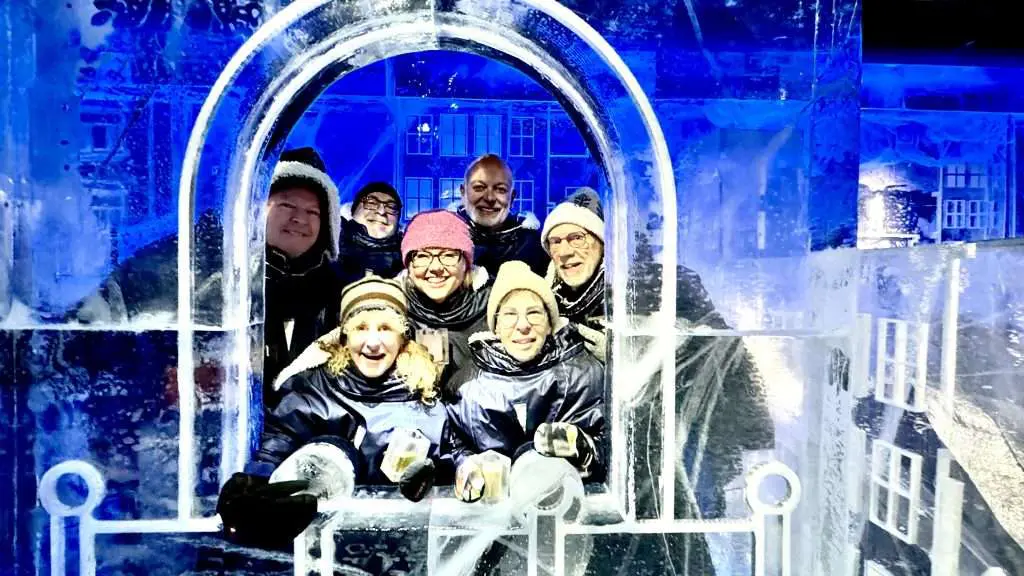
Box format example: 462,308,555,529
7,0,1024,575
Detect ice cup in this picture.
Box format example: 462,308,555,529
476,450,512,504
381,428,431,483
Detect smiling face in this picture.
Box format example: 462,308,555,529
408,248,468,304
462,161,513,228
353,191,399,239
343,308,406,379
266,187,322,258
495,290,552,363
547,223,604,288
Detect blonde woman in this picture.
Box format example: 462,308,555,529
217,275,446,548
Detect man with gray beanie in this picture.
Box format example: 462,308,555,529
542,189,776,574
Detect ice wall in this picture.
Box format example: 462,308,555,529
2,0,970,575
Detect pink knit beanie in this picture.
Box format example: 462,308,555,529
401,210,474,269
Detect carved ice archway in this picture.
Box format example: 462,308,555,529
177,0,678,519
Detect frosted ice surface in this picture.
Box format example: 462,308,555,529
269,442,356,502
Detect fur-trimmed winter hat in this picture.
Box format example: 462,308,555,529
339,274,409,325
540,187,604,253
401,209,474,269
487,261,561,332
270,147,342,259
353,182,402,215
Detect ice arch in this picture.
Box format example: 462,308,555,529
177,0,678,518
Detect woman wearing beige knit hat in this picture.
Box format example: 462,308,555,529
217,275,452,547
445,260,605,504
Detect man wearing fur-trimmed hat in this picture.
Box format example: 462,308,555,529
263,147,345,407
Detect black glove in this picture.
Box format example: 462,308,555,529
534,423,597,474
398,458,436,502
216,472,318,549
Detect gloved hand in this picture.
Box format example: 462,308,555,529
398,458,436,502
576,319,608,363
216,472,318,549
534,423,597,474
454,457,487,503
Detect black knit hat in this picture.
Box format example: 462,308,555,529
353,181,402,214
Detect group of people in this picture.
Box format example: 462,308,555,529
217,149,615,548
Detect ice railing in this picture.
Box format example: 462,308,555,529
39,240,1024,574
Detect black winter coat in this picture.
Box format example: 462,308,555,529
402,268,493,400
248,364,451,486
445,326,605,471
337,216,404,281
454,207,550,277
262,246,343,409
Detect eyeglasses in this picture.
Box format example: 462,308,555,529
546,231,592,250
495,309,548,329
409,250,462,270
361,197,399,216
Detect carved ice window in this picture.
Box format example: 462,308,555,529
874,318,929,411
870,440,923,544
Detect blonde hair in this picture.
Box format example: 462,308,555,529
319,313,439,405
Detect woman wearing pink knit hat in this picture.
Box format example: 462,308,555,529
398,210,493,397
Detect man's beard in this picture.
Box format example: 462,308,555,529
469,204,507,227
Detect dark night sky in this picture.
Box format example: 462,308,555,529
863,0,1024,64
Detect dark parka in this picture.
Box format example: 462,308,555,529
250,342,452,485
259,149,344,407
262,245,344,409
400,267,493,400
453,206,550,278
445,325,605,473
337,206,404,280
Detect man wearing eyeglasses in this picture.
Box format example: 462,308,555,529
455,154,550,277
540,187,608,362
339,182,404,279
542,191,775,574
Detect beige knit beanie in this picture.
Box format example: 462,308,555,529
487,261,561,332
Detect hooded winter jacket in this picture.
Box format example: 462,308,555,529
337,205,404,280
249,360,451,486
445,325,605,474
262,245,344,408
400,267,492,400
453,207,550,278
